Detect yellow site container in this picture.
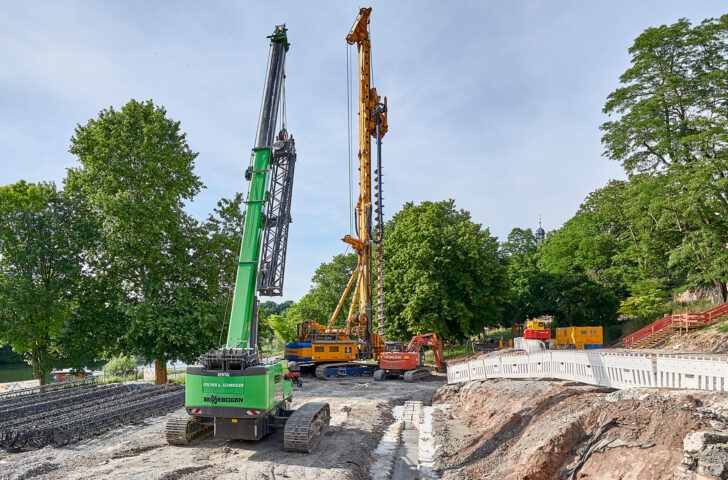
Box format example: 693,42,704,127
554,327,603,349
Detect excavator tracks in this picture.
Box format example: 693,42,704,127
283,402,330,452
403,367,431,383
165,414,213,445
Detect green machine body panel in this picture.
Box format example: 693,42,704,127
185,362,293,415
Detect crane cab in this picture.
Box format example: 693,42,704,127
523,320,551,340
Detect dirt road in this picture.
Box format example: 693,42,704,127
0,375,444,480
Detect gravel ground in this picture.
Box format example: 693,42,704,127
0,375,444,480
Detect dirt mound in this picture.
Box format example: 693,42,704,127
662,324,728,354
432,379,728,479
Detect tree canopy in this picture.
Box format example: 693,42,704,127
65,100,220,381
0,181,91,382
382,200,507,341
602,15,728,304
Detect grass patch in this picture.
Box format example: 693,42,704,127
424,344,472,363
716,321,728,334
668,299,715,314
170,376,186,385
97,375,131,384
483,327,518,340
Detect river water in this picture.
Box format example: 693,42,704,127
0,364,42,383
0,360,187,384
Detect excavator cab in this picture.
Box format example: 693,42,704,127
385,341,404,353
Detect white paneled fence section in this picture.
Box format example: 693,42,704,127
447,351,728,393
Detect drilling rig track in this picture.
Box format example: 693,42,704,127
314,363,376,379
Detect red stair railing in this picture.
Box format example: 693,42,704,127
623,302,728,348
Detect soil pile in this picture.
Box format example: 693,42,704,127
662,325,728,354
432,379,728,479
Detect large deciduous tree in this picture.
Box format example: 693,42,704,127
382,200,507,341
601,15,728,302
297,253,357,326
65,99,218,383
0,181,88,383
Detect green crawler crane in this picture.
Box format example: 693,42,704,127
165,25,330,453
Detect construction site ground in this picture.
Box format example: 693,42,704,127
433,378,728,479
4,359,728,479
0,375,443,480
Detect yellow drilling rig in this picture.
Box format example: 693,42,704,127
285,7,388,378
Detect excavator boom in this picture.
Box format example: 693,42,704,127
226,26,291,350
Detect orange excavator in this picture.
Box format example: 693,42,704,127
373,333,445,382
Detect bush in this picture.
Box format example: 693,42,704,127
103,355,137,377
605,325,623,343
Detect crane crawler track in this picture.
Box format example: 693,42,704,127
283,402,330,452
165,415,213,445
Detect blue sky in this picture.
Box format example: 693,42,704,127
1,1,727,300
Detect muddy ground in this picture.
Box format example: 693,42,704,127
0,375,444,480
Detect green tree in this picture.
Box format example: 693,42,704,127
297,253,357,326
0,181,89,383
65,99,218,383
0,345,24,364
499,228,540,326
103,355,137,377
529,272,620,328
501,227,538,257
382,200,507,341
267,309,298,343
602,15,728,302
199,194,245,322
258,300,294,349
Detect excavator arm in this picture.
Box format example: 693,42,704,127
226,26,294,351
405,334,445,370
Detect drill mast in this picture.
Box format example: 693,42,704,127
328,7,388,356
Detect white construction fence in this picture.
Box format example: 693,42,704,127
447,348,728,392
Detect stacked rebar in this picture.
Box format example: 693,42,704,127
0,380,183,451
